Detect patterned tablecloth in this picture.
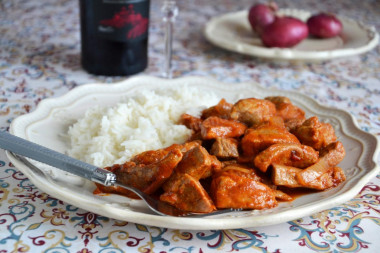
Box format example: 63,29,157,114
1,0,379,252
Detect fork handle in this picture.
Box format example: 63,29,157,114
0,131,116,186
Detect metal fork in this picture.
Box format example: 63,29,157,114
0,131,238,217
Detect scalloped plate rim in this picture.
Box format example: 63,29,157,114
7,75,380,230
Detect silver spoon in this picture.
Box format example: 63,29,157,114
0,131,238,217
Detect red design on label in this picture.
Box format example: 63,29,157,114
100,5,148,39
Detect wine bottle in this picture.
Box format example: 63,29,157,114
79,0,150,76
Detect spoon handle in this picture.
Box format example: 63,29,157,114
0,131,115,186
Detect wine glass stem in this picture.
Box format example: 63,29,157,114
162,1,178,79
164,20,174,79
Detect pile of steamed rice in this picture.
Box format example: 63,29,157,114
67,86,220,167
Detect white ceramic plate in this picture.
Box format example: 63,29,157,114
8,76,379,230
204,9,379,61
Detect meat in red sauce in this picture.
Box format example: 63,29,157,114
94,97,346,213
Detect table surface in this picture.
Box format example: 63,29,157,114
1,0,379,252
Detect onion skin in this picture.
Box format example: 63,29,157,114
248,3,278,35
307,13,343,38
261,16,309,48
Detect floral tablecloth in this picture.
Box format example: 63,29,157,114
1,0,379,252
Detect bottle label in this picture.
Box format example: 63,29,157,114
94,0,149,42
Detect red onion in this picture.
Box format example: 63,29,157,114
248,3,278,35
307,13,343,38
261,16,309,48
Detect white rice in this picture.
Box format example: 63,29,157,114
67,86,219,167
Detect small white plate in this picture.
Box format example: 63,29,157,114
204,9,379,61
8,76,380,230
